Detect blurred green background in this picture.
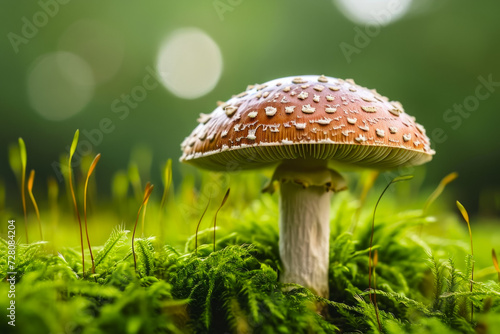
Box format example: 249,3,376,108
1,0,500,216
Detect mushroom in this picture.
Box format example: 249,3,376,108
180,75,435,298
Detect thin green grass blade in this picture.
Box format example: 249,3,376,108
372,249,381,331
19,138,27,170
19,137,28,243
492,249,500,282
195,198,211,255
67,130,85,276
213,188,230,252
456,200,474,321
141,182,152,236
69,130,79,161
349,170,379,233
27,169,42,240
158,159,172,243
132,183,154,272
423,172,458,213
84,153,101,274
160,159,172,209
369,175,414,301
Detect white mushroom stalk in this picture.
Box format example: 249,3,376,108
264,160,347,298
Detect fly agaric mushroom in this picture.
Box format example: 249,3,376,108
180,75,434,298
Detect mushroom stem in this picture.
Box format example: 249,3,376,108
279,181,332,298
271,160,347,298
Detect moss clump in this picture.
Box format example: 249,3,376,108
1,137,499,333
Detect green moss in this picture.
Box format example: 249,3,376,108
1,141,499,333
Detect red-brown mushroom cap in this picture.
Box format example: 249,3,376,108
180,75,435,170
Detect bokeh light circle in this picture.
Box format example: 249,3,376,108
156,28,223,99
27,51,94,121
334,0,414,26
